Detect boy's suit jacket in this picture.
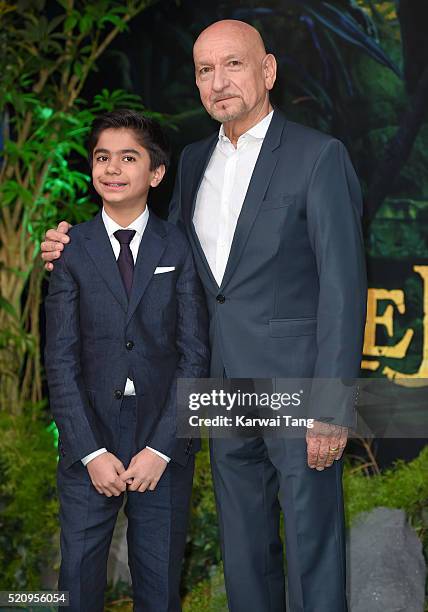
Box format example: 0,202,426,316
45,211,210,469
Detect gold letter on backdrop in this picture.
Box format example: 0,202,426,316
383,266,428,385
362,266,428,385
363,289,414,359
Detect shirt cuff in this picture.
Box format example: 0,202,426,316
146,446,171,463
81,448,108,466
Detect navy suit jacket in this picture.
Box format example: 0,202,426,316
45,211,210,469
169,109,367,427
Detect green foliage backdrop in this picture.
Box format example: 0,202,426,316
0,0,427,605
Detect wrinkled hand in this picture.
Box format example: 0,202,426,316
306,420,348,470
120,448,168,492
41,221,72,270
86,452,126,497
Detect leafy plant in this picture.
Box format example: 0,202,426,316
0,0,154,414
182,564,227,612
182,440,222,591
344,443,428,526
0,409,58,589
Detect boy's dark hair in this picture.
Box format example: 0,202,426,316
87,109,170,171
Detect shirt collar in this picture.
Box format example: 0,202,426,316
218,110,274,144
102,206,149,238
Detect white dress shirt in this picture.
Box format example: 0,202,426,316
193,111,274,285
81,207,170,466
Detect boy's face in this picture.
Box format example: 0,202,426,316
92,128,164,209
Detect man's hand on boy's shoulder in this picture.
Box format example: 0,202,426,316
41,221,72,271
120,448,168,493
86,451,127,497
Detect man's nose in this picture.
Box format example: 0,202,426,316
212,67,229,92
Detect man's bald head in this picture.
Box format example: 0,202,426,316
194,20,267,61
193,19,276,128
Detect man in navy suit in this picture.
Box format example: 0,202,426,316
44,110,210,612
43,20,366,612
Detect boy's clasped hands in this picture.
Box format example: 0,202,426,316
86,448,168,497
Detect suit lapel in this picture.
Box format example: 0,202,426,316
126,213,167,325
185,134,219,291
82,211,167,321
219,110,287,290
82,212,128,312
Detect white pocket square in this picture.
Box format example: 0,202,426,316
154,266,175,274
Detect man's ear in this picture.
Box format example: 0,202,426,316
263,54,277,91
150,164,166,188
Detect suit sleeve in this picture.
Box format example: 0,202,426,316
147,242,210,456
44,252,101,467
306,139,367,427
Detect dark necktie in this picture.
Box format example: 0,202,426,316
113,229,136,298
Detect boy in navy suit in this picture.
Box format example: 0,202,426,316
45,110,210,611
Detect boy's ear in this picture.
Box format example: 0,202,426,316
150,164,166,188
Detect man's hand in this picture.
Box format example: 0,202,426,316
120,448,168,492
306,420,348,471
86,452,127,497
41,221,72,271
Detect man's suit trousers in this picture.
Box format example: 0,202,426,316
210,435,347,612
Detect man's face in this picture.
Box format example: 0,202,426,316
92,128,162,208
193,29,271,123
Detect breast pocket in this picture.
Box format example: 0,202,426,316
150,269,177,286
260,194,295,211
145,270,177,311
269,317,317,337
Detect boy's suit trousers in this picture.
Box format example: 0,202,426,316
57,396,194,612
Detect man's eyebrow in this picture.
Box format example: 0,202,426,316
93,148,142,156
224,54,244,61
195,54,244,66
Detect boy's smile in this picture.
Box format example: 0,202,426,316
100,181,127,190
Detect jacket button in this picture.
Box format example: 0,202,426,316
216,294,226,304
126,341,134,350
114,390,123,400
